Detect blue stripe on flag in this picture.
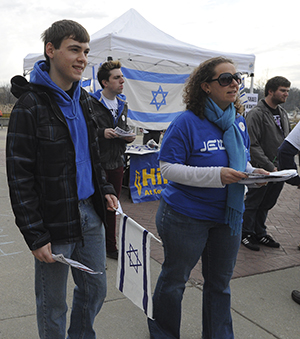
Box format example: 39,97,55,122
81,79,91,87
122,68,190,84
128,109,184,123
142,230,149,315
119,215,128,292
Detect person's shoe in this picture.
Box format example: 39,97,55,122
241,235,260,251
291,290,300,305
257,234,280,248
106,250,118,260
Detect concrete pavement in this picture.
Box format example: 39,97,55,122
1,126,300,339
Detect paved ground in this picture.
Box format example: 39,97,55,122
119,167,300,285
1,126,300,339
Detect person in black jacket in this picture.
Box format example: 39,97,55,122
278,121,300,305
6,20,118,339
90,60,135,259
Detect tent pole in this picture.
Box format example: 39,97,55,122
250,73,254,94
92,65,96,93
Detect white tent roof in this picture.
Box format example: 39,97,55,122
88,9,255,74
23,53,44,75
23,8,255,77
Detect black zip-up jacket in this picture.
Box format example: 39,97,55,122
90,94,130,170
6,76,116,251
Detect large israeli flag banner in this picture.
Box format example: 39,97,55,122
121,61,193,130
116,213,161,319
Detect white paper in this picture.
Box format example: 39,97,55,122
52,254,103,275
238,169,298,185
114,127,136,138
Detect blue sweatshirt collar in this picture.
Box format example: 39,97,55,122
30,60,81,120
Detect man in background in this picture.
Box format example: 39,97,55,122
90,60,135,259
241,76,291,251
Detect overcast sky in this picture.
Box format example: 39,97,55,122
1,0,299,89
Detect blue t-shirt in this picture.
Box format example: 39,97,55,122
159,110,250,222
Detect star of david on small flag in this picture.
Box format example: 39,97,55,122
116,213,161,319
150,85,168,111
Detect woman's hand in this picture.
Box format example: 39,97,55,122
253,168,270,175
221,167,248,185
252,168,270,186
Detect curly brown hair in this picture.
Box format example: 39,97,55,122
183,56,243,118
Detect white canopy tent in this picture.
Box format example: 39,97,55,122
23,9,255,129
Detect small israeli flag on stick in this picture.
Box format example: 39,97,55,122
116,213,160,319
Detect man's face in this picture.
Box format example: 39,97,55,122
270,86,290,105
46,38,90,91
103,68,125,96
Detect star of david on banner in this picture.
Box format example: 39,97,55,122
116,213,161,319
150,85,168,110
120,64,191,130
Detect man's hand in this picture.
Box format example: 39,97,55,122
104,128,118,139
105,194,119,211
220,168,248,185
123,135,136,143
32,243,55,263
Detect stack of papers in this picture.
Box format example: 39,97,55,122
52,254,102,275
238,169,298,185
114,127,136,138
125,144,159,155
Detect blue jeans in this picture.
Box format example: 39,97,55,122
35,198,107,339
148,198,241,339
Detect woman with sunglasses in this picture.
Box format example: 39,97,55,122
148,57,268,339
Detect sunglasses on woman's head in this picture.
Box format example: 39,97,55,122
209,72,242,87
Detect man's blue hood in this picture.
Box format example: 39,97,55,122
30,60,81,120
